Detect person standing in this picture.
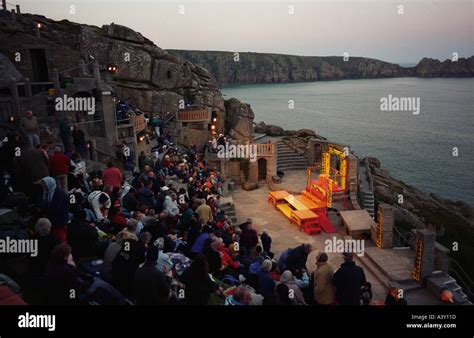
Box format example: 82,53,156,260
133,245,170,305
196,199,213,225
151,115,163,138
58,117,71,150
20,110,41,148
49,146,70,192
240,221,259,258
312,252,335,305
101,161,123,190
71,125,87,158
332,252,366,305
37,176,69,243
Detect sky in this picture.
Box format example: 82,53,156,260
11,0,474,64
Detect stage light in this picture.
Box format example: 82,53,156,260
211,125,216,130
9,116,15,123
36,23,42,29
213,118,217,122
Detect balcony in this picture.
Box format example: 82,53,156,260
176,108,210,122
256,143,275,157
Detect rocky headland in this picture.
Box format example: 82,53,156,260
168,50,474,86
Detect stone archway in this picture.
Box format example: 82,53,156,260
258,158,267,181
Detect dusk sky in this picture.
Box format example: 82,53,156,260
14,0,474,64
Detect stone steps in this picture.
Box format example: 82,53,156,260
220,202,238,224
427,273,472,305
276,141,308,172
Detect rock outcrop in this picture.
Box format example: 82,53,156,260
254,121,326,139
168,50,474,85
224,98,255,142
0,52,21,88
0,13,225,117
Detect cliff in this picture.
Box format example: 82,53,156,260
168,50,474,85
0,12,225,117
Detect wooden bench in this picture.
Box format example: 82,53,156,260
284,195,308,211
268,191,290,205
276,203,294,219
292,209,321,234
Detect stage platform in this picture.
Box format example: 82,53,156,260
269,190,335,235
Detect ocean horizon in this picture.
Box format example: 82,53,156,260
222,77,474,206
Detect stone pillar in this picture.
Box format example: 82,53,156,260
35,24,41,38
101,90,117,146
9,80,20,116
24,78,32,97
52,68,60,93
306,139,317,165
373,203,393,248
434,243,450,275
413,229,436,283
15,4,20,14
79,59,87,77
10,8,16,22
266,142,277,182
93,60,101,84
2,0,6,10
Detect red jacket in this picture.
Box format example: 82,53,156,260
49,153,70,176
220,248,240,269
102,167,123,189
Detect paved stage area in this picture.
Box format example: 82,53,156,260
232,170,388,302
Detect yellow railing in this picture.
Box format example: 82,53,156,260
177,109,209,122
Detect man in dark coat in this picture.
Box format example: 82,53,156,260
133,246,170,305
285,243,312,274
332,252,367,305
239,222,258,257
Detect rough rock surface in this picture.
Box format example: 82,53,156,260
254,121,326,139
169,50,474,85
0,52,22,88
0,13,225,117
224,98,255,142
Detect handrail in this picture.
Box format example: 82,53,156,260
448,257,474,300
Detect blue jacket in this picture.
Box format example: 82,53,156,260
191,232,210,254
38,188,69,229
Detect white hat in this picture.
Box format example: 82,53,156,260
161,186,170,191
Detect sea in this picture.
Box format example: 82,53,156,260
222,78,474,206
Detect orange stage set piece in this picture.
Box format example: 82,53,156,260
268,145,349,234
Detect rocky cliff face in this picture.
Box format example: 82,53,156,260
168,50,474,85
0,13,225,117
